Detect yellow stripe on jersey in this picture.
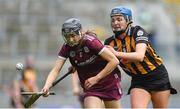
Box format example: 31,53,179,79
127,36,148,74
143,55,156,71
114,39,122,51
109,40,115,47
124,63,137,74
146,44,163,65
104,31,163,75
127,35,163,75
125,36,131,52
131,37,136,49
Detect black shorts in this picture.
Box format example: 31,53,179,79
128,64,177,94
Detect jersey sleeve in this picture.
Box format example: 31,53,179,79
58,44,68,60
104,38,109,45
86,36,105,55
104,37,112,45
134,26,149,44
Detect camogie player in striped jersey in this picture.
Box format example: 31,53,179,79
104,6,177,108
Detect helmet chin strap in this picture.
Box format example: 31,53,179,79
113,30,125,37
113,22,132,38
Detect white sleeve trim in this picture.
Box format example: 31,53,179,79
98,47,105,55
58,55,67,60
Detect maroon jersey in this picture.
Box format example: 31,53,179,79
58,34,121,100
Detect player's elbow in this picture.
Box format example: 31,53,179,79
137,54,145,62
139,58,144,62
113,57,120,66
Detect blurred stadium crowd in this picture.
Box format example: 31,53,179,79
0,0,180,107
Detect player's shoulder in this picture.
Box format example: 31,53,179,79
83,33,98,42
131,25,146,33
130,25,147,37
59,43,71,52
82,33,104,48
104,35,114,45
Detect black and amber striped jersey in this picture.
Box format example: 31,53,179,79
104,26,163,76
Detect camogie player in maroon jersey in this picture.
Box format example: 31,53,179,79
42,18,122,108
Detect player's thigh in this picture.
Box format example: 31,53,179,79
130,88,151,108
104,99,121,108
84,96,104,108
151,90,170,108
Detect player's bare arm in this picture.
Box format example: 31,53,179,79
42,58,65,96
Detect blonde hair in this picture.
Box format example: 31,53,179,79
84,30,97,38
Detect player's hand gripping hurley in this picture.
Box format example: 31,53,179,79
25,68,73,108
16,63,75,108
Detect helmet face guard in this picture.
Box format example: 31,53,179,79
63,31,81,47
62,18,82,46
